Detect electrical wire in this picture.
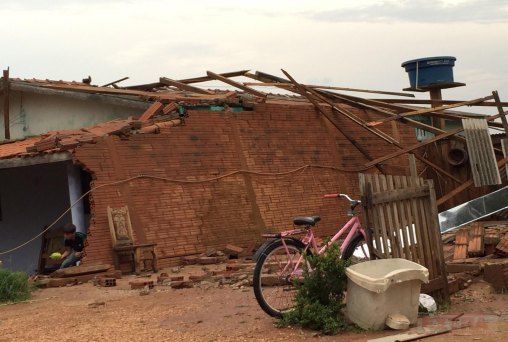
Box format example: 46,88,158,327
0,163,373,256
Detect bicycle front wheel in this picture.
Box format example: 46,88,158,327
253,239,309,317
341,232,370,262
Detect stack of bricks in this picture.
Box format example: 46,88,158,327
74,101,419,269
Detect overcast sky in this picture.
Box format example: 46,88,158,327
1,0,508,108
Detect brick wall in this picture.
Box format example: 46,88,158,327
74,101,419,268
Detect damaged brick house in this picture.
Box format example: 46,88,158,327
2,70,503,274
0,72,425,273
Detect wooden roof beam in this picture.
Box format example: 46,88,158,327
159,77,214,95
177,70,250,84
367,95,495,127
206,71,266,98
244,82,415,98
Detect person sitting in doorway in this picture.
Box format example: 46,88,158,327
59,223,87,269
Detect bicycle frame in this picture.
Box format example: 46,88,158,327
271,215,366,280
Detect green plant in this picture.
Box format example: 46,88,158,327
0,268,32,303
278,243,353,335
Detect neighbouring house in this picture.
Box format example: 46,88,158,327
0,70,506,273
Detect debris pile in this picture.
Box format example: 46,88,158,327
443,221,508,292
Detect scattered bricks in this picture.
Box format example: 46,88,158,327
483,260,508,291
468,223,485,257
198,256,218,265
170,280,194,289
182,255,198,265
189,274,207,282
157,272,170,284
170,276,184,282
225,244,244,256
447,277,460,295
129,279,154,290
495,234,508,257
98,278,116,287
453,229,469,260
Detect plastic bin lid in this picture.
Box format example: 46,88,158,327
401,56,456,67
346,258,429,293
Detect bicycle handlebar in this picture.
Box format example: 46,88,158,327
323,193,360,203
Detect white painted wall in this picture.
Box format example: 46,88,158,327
0,90,142,140
0,162,72,273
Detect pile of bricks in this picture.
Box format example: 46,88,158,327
444,221,508,292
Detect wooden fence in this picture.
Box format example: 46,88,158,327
359,173,449,300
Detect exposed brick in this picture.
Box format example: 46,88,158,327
74,103,419,267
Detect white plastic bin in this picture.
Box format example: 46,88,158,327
345,258,429,330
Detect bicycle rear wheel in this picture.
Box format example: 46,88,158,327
341,232,370,262
253,239,309,317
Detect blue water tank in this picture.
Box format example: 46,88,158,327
401,56,456,88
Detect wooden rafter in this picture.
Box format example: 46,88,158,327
280,68,386,174
366,95,495,127
244,82,415,98
159,77,214,95
206,71,266,98
178,70,250,84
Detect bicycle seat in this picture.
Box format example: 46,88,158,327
293,216,321,226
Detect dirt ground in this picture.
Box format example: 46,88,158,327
1,267,508,342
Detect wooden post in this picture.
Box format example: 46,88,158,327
430,88,445,129
408,154,418,177
2,68,10,140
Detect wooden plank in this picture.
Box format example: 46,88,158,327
365,127,463,168
371,185,429,204
394,176,412,260
446,263,481,273
3,68,10,140
159,77,215,95
413,177,435,279
453,229,469,260
408,154,417,177
427,179,449,299
206,71,265,98
50,264,112,278
243,81,416,97
177,70,250,84
492,90,508,133
374,175,391,258
101,76,129,87
467,222,485,257
382,175,401,258
370,98,508,107
367,95,494,126
138,101,163,122
401,176,420,264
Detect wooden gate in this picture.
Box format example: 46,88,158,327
359,174,449,300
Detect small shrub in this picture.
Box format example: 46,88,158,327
0,268,32,303
278,243,352,335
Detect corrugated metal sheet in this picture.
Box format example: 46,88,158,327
462,118,502,186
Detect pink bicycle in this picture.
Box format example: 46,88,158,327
253,193,370,317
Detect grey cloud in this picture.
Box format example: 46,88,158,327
0,0,133,10
307,0,508,24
